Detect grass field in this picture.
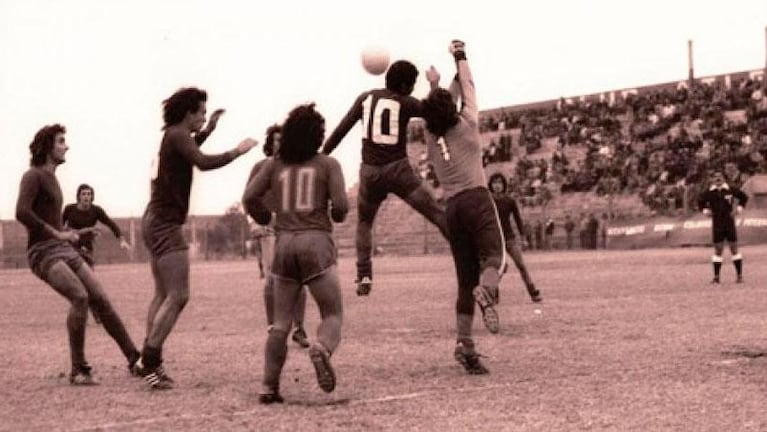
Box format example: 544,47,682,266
2,246,767,432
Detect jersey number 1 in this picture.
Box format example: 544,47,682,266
278,167,317,212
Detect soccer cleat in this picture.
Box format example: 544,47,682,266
258,391,284,405
308,343,336,393
711,276,720,284
454,341,489,375
144,365,175,390
355,276,372,296
473,285,500,334
292,326,310,349
70,364,99,386
530,286,542,303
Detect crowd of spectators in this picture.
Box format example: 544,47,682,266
465,75,767,214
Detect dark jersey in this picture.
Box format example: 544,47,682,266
492,193,523,239
15,167,64,249
62,204,122,252
245,158,278,218
145,126,237,225
243,154,348,232
698,184,748,227
322,88,422,166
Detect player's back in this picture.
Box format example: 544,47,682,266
360,89,422,165
268,154,346,232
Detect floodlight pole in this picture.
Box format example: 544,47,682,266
688,39,694,88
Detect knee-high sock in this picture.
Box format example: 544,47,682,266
712,255,723,277
263,328,289,391
732,253,743,276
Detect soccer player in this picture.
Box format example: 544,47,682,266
63,184,133,324
245,124,309,348
136,88,256,389
243,103,348,404
63,184,132,267
487,173,541,303
15,124,140,385
698,170,748,284
321,59,449,296
421,40,503,374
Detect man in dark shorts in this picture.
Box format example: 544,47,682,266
15,124,140,385
321,60,448,296
698,170,748,284
136,88,256,389
488,173,541,302
243,103,348,404
421,40,504,375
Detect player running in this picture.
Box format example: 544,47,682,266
421,40,504,374
245,124,309,348
698,170,748,284
488,174,541,302
244,103,348,404
321,60,448,296
16,124,141,385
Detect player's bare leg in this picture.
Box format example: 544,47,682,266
263,275,275,327
401,185,449,240
291,287,309,348
75,264,140,371
260,277,302,404
141,250,189,389
355,193,382,296
305,268,343,392
145,258,167,345
506,240,540,302
45,261,97,385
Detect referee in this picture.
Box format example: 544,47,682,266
697,170,748,284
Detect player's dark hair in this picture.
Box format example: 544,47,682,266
162,87,207,128
29,124,66,166
76,183,94,201
421,88,459,137
488,173,507,193
279,103,325,164
264,124,282,157
385,60,418,95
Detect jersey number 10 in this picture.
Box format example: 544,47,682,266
278,167,317,212
362,95,401,145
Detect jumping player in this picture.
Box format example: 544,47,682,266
243,103,348,404
487,174,541,302
136,88,256,389
321,60,449,296
16,124,140,385
245,124,309,348
698,170,748,284
421,41,504,374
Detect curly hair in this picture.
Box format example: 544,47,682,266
162,87,207,128
385,60,418,95
488,173,507,193
263,124,282,157
279,103,325,164
422,88,459,137
29,124,66,166
76,183,94,202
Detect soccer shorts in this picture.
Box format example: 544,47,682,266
141,210,188,258
358,159,423,216
271,230,337,285
712,219,738,243
27,239,86,281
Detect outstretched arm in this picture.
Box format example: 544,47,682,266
194,108,225,146
322,93,366,155
171,129,257,171
450,40,478,125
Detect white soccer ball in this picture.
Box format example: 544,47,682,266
361,46,390,76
